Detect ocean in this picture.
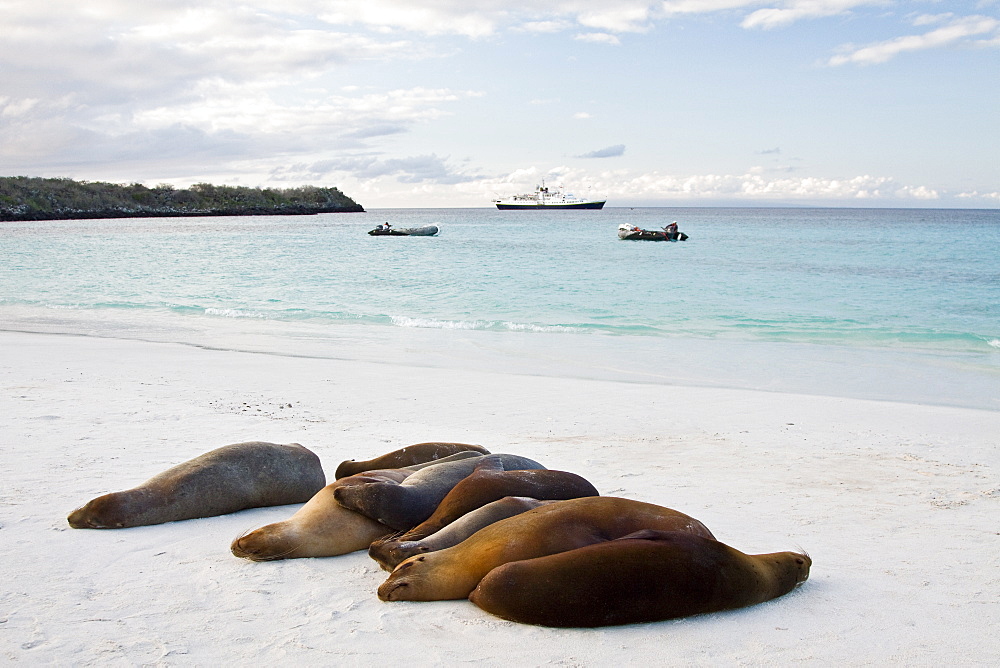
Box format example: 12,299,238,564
2,207,998,410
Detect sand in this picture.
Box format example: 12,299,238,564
1,329,998,665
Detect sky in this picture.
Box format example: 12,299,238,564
1,1,998,208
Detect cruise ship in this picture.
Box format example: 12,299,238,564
493,182,606,210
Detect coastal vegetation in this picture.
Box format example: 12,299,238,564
0,176,364,221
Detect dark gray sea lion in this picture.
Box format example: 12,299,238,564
368,496,558,571
382,456,600,543
67,442,325,529
335,442,490,479
469,530,811,627
230,451,484,560
377,496,715,601
333,453,545,531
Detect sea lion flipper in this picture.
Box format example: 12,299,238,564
615,528,673,542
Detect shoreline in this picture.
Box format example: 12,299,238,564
2,304,998,412
2,329,999,664
0,205,365,222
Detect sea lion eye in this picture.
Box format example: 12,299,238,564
795,558,804,565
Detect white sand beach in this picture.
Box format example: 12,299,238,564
2,329,998,665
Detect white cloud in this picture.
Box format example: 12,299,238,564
575,32,622,44
829,14,1000,65
273,153,484,185
570,169,943,202
131,86,476,136
660,1,764,17
956,190,1000,202
1,97,40,118
312,1,661,36
519,21,572,33
741,1,879,30
911,13,954,27
466,167,948,207
574,4,655,32
658,1,884,29
573,112,593,119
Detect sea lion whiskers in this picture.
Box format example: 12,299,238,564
378,555,430,601
368,530,408,553
230,527,301,561
788,547,812,586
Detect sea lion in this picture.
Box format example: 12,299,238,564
374,457,599,549
231,451,486,560
377,496,715,601
68,442,325,529
335,442,490,479
334,453,545,531
469,530,812,627
369,496,558,571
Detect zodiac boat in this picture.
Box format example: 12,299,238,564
618,223,688,241
368,224,439,236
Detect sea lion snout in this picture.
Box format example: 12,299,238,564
377,580,408,601
67,497,119,529
378,556,427,600
230,531,266,560
66,507,90,528
793,553,812,585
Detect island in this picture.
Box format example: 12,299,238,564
0,176,364,221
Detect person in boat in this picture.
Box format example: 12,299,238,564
666,221,679,234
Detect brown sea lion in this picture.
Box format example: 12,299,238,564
377,496,715,601
373,456,599,548
231,451,485,560
470,529,811,627
335,442,490,479
368,496,559,571
67,442,325,529
334,453,545,531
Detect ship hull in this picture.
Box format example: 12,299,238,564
495,201,606,210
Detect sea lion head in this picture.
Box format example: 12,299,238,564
230,523,301,561
368,535,429,571
332,480,409,528
66,490,150,529
780,550,812,587
377,552,474,602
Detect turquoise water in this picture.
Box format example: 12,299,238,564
2,207,998,409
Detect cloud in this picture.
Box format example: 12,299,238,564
273,153,484,185
601,170,945,202
474,165,948,205
740,1,878,30
574,32,622,45
313,1,662,36
573,112,593,119
828,14,1000,66
518,21,572,34
956,190,1000,202
574,4,655,32
578,144,626,158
